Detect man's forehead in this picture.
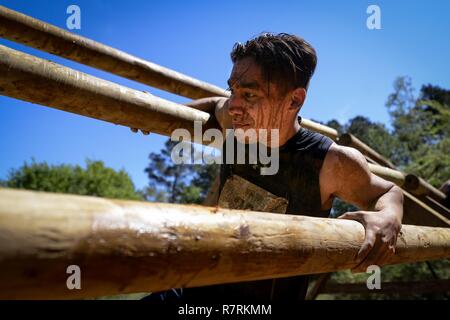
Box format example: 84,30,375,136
228,58,265,87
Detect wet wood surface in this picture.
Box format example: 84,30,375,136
0,188,448,299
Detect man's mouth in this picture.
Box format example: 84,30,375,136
232,122,249,129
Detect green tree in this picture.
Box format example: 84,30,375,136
345,116,401,162
144,139,218,204
386,78,450,187
2,159,142,200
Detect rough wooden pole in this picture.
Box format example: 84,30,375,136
0,188,448,300
300,118,339,141
365,165,448,226
368,163,406,187
0,5,226,100
402,191,449,227
338,133,395,169
0,45,218,137
405,174,446,203
419,195,450,220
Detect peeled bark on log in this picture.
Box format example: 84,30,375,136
0,188,448,299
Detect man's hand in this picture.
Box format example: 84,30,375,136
338,209,402,272
185,97,232,129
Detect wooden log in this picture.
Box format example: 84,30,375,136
321,279,450,295
305,273,332,300
405,174,446,203
0,45,218,137
365,165,448,226
300,118,339,141
419,195,450,220
0,5,226,100
0,5,344,144
0,188,449,299
338,133,395,169
368,163,406,187
0,6,446,232
402,191,449,227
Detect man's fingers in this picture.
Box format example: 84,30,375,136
351,231,379,273
356,243,389,272
353,237,396,273
357,229,376,259
357,244,393,273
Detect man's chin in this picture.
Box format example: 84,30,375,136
233,128,258,144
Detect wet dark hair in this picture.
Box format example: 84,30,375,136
230,33,317,92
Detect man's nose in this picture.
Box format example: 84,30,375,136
228,97,244,116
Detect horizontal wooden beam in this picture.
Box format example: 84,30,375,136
338,133,395,169
0,188,448,299
0,5,226,100
419,195,450,220
0,45,218,137
368,163,405,187
366,165,448,227
0,5,345,143
402,191,449,227
405,174,446,203
300,118,339,141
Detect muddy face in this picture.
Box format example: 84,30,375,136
227,57,303,146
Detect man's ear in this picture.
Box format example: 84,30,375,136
290,88,306,110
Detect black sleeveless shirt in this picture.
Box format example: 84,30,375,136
220,123,333,217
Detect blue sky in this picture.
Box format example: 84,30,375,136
1,0,449,190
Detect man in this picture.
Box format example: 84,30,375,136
147,33,404,302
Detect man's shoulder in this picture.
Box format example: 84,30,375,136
320,143,371,190
323,144,367,168
285,127,333,160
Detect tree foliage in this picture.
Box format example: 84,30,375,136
144,139,219,204
1,159,142,200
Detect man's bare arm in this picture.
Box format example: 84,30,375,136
185,97,232,129
320,144,404,272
